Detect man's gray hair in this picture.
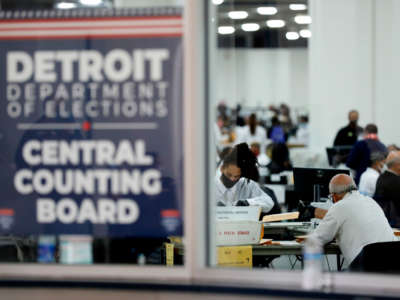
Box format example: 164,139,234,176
329,177,357,194
387,156,400,169
370,151,386,164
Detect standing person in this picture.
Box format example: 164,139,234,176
346,124,387,185
333,110,363,147
215,143,274,214
307,174,396,268
374,151,400,227
358,152,386,197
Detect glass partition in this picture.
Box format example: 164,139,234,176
207,0,400,287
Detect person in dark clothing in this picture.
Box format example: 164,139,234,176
234,104,245,127
333,110,363,146
346,124,387,185
374,151,400,227
268,116,286,143
267,143,292,174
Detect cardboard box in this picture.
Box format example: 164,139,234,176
216,220,262,246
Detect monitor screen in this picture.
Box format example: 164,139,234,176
326,146,353,167
293,167,350,203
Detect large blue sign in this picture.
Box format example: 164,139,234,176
0,11,183,237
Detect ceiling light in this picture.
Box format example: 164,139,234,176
299,29,312,38
218,26,235,34
56,2,77,9
212,0,224,5
286,32,299,40
256,7,277,15
294,15,312,24
266,20,285,28
241,23,260,32
289,4,307,11
228,11,248,20
80,0,102,5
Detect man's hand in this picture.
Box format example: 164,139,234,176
298,200,316,221
314,207,327,219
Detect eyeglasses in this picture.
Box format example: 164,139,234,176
328,193,334,202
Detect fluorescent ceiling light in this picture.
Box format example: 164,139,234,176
212,0,224,4
286,31,299,40
80,0,102,5
241,23,260,32
294,15,312,24
228,11,248,20
218,26,235,34
299,29,312,38
289,4,307,11
266,20,285,28
56,2,77,9
256,7,277,15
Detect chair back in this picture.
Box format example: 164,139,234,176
351,241,400,273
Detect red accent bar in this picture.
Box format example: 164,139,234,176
0,24,182,32
0,32,182,40
0,209,14,216
161,210,180,218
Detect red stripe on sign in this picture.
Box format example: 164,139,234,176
0,16,182,24
0,209,14,216
161,210,180,218
0,32,182,40
0,24,182,31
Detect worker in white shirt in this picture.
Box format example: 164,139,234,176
235,113,271,151
307,174,396,268
215,143,274,214
358,151,386,197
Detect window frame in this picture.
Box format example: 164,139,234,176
1,1,400,298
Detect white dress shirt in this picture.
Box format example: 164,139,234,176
358,167,380,197
215,176,274,213
309,191,396,265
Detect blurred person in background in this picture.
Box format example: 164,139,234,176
234,104,245,127
333,110,363,147
374,151,400,227
358,151,386,197
236,113,269,150
267,116,286,143
278,103,295,138
267,143,292,174
288,115,309,146
347,124,387,185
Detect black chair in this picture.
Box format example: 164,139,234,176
349,241,400,273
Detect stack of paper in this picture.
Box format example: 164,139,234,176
262,212,299,222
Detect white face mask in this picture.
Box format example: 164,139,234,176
381,163,388,173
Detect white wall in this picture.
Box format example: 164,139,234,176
309,0,374,149
215,49,309,112
375,1,400,145
309,0,400,149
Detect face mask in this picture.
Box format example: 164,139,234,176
381,164,388,173
220,173,238,189
349,120,357,128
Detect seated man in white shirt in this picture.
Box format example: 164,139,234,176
358,151,386,197
308,174,396,268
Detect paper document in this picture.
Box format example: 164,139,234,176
262,212,299,222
